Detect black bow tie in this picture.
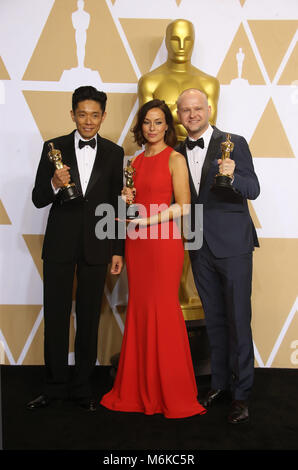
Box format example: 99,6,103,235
79,138,96,149
186,137,204,150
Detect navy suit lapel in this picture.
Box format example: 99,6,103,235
178,140,198,201
198,127,222,198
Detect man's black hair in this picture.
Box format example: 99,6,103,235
72,86,107,113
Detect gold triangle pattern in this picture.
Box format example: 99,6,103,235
0,349,8,366
22,234,44,279
23,91,75,141
0,200,11,225
0,56,10,79
22,320,44,365
248,201,261,229
120,18,172,75
278,41,298,85
23,1,77,81
121,106,140,157
84,0,137,83
103,93,138,144
217,23,265,84
248,20,298,82
249,98,295,158
122,124,140,157
252,239,298,366
0,305,42,363
271,311,298,368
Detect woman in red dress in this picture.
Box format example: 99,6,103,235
100,100,206,418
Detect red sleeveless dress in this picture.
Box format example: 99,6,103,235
100,146,206,418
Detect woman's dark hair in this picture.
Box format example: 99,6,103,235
132,99,177,148
72,86,107,113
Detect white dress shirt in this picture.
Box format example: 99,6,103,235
74,130,97,195
186,124,214,194
51,131,98,195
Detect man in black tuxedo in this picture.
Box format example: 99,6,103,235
27,86,124,411
176,88,260,424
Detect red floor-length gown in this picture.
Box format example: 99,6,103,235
100,146,206,418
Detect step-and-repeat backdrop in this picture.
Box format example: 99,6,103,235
0,0,297,368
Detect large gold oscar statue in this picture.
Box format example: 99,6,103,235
138,19,219,140
138,19,220,320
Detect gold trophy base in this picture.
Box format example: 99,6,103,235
213,174,233,190
60,183,80,202
181,300,205,321
126,204,139,220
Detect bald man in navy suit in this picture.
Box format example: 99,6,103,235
176,88,260,424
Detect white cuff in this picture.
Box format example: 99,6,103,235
51,179,60,194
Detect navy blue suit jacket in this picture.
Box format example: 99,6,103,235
177,126,260,258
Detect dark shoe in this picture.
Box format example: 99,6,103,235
228,400,249,424
76,398,97,412
27,394,50,410
201,389,227,408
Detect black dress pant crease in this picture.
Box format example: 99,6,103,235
43,258,107,400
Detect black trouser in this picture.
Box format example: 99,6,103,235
43,258,107,399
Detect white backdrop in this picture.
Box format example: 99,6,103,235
0,0,298,368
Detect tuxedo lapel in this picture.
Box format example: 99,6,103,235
85,134,104,196
198,127,222,197
59,131,83,196
179,140,198,201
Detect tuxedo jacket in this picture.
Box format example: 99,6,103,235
177,126,260,258
32,130,124,265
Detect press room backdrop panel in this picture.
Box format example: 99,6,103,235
0,0,297,368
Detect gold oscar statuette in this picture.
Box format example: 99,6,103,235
213,134,235,191
124,159,139,220
48,142,80,202
137,19,220,142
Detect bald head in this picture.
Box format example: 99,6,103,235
176,88,211,139
176,88,208,110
